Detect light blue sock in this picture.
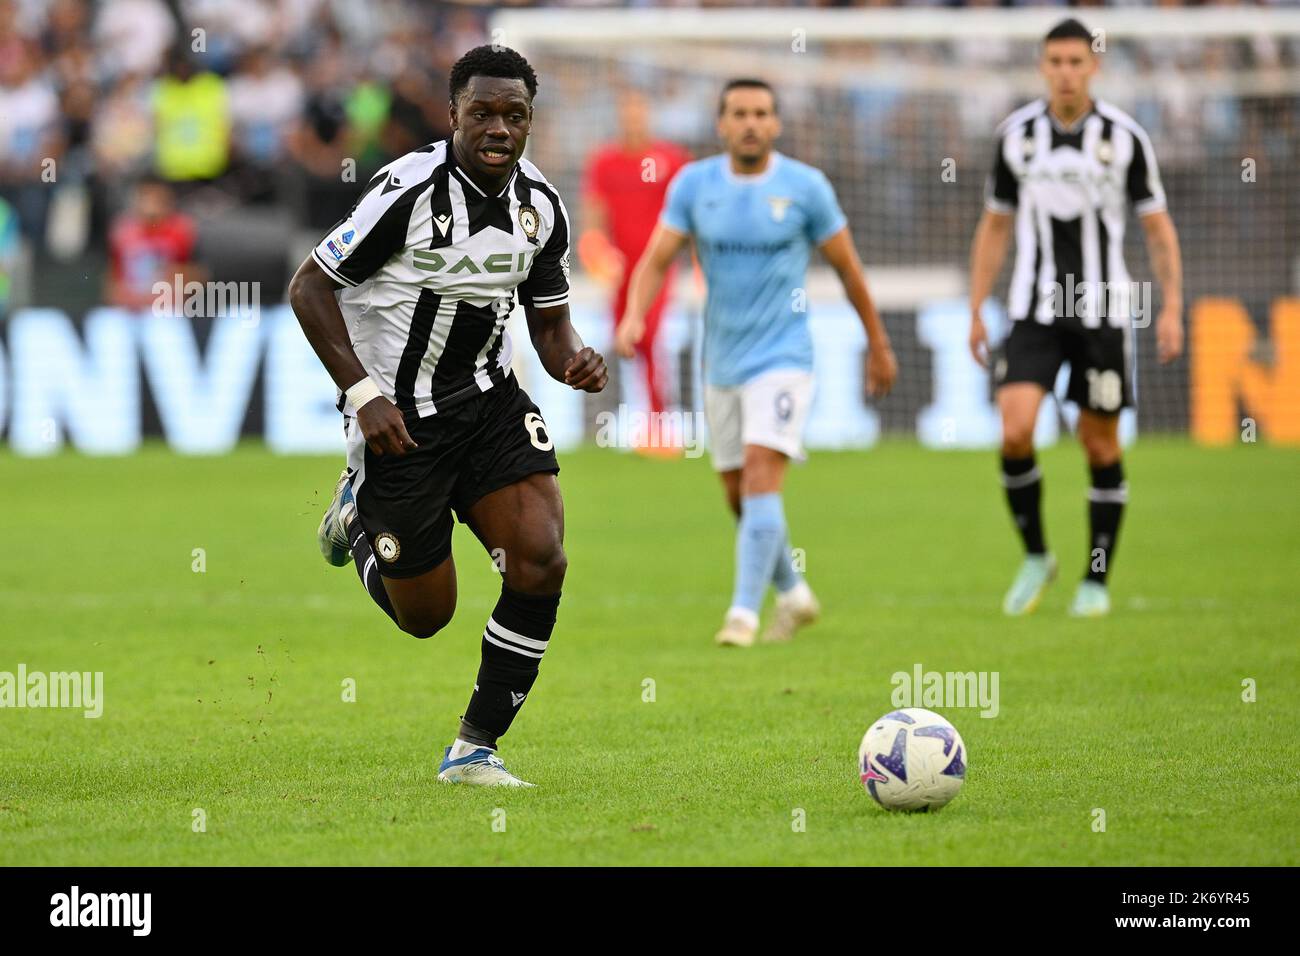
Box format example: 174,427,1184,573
771,531,801,593
731,493,787,615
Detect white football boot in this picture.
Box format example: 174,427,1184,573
437,741,535,787
761,581,821,643
714,607,758,648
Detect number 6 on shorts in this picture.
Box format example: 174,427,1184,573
524,411,553,451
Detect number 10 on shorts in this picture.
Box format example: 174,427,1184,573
1085,368,1123,412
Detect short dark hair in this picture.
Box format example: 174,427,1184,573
449,45,538,104
1045,18,1093,46
718,78,777,116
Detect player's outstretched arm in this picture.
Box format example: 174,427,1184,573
967,209,1014,368
819,226,897,397
1140,210,1184,364
287,256,417,456
525,303,609,393
615,223,690,359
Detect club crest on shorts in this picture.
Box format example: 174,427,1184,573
375,533,401,563
774,390,794,422
518,204,540,239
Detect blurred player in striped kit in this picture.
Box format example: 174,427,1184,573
968,19,1185,617
618,79,896,647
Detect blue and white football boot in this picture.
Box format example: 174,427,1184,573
317,468,356,567
438,741,535,787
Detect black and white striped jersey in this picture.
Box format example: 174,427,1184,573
312,139,570,417
985,98,1166,330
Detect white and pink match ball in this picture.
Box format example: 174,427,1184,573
859,708,967,811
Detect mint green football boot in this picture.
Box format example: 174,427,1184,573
1068,579,1111,618
1001,553,1057,616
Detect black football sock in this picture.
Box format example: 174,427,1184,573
1086,460,1127,584
348,518,399,625
455,719,498,750
1001,455,1046,555
459,586,560,749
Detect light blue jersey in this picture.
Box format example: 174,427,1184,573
660,151,846,387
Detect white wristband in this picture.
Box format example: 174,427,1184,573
345,376,383,410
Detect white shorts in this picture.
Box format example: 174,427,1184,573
704,368,815,472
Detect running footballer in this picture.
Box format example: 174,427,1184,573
288,46,607,786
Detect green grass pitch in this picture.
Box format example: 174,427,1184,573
1,440,1296,866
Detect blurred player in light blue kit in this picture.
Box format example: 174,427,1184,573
617,79,897,647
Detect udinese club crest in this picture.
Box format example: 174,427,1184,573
518,204,540,240
375,533,401,563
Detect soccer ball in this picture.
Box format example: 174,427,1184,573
858,708,967,811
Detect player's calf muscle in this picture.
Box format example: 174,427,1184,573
1000,422,1035,458
1078,418,1121,466
740,446,787,496
395,610,452,640
720,471,743,518
469,476,568,595
502,537,567,595
997,386,1042,456
383,563,457,639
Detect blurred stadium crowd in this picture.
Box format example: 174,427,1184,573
1,0,491,309
0,0,1296,314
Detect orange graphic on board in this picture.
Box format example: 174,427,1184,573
1191,297,1300,445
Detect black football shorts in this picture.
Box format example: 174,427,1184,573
345,375,560,578
993,319,1133,415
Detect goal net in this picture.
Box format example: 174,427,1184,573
492,7,1300,448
